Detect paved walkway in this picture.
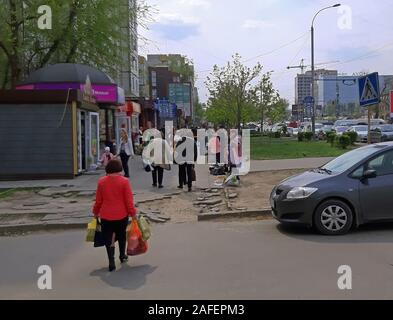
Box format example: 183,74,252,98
0,157,333,190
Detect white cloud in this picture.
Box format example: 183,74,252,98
157,12,200,25
242,19,275,29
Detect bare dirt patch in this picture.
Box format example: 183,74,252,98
138,169,304,222
230,169,303,209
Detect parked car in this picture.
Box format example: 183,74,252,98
333,119,355,129
288,127,299,137
333,126,348,136
315,123,324,133
347,125,368,143
270,142,393,235
244,123,259,133
271,123,285,133
321,125,333,134
372,125,393,142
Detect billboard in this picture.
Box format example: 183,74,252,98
169,83,192,117
154,99,177,119
17,82,119,104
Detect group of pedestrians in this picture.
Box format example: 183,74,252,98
93,126,242,271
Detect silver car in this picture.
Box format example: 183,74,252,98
379,125,393,142
347,125,368,143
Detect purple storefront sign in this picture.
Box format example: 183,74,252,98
16,82,118,104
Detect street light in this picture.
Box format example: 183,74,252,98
311,3,341,137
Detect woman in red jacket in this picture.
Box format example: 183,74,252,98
93,159,137,272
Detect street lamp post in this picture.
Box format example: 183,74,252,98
311,4,341,137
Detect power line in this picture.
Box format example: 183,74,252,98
243,32,309,63
194,32,310,75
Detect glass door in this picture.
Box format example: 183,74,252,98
90,112,100,168
78,110,87,172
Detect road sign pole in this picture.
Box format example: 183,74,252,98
368,106,372,144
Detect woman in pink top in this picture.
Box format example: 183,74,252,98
93,159,137,272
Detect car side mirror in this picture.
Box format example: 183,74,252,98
362,169,377,180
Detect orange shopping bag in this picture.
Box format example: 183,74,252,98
127,219,148,256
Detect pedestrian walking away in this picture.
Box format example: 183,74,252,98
92,159,137,272
143,129,172,189
116,129,134,178
175,131,198,192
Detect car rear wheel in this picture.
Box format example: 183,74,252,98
313,200,353,235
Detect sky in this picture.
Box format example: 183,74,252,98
140,0,393,104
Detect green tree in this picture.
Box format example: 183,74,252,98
205,54,262,129
0,0,153,88
267,98,289,124
167,55,195,83
255,72,280,130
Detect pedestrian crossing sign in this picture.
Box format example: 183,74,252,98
359,72,380,107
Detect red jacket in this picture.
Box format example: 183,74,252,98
93,175,137,220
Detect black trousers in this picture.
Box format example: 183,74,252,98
100,217,128,247
120,152,130,177
179,163,193,188
152,166,164,186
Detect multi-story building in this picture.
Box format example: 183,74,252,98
147,54,196,124
115,0,139,99
316,74,393,118
295,69,338,106
137,54,197,129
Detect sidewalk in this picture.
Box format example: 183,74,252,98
0,157,331,234
0,157,333,190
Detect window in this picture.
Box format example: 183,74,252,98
366,150,393,176
151,71,157,87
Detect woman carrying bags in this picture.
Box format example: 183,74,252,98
116,129,134,178
93,159,137,272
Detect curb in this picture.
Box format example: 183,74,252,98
0,222,87,236
197,209,272,221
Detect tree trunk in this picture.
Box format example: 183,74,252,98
9,0,21,88
2,62,10,89
40,1,79,67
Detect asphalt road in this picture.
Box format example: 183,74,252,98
2,220,393,300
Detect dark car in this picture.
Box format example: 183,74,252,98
270,142,393,235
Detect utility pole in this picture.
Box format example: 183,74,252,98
260,83,264,132
336,79,340,118
310,4,341,138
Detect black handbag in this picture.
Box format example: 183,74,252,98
191,166,196,181
94,220,106,248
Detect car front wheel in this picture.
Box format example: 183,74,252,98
313,200,353,235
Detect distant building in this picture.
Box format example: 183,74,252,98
316,74,393,118
295,69,338,106
137,54,198,129
114,0,139,99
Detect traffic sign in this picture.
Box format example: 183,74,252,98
303,96,314,105
358,72,380,107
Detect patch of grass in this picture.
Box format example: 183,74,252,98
0,188,43,200
251,136,357,160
